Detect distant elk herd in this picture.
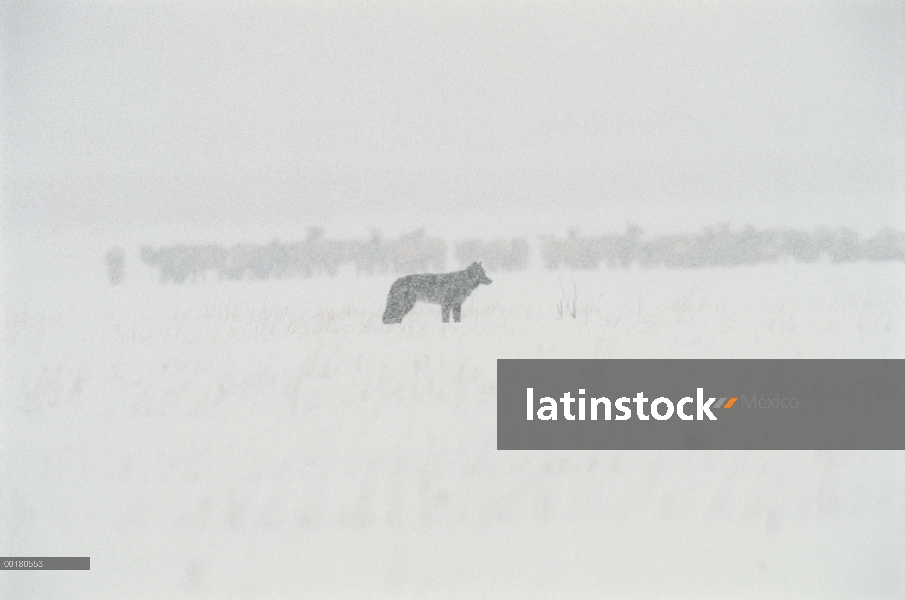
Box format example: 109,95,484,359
106,225,905,285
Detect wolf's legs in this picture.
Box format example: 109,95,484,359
452,304,461,322
441,304,451,323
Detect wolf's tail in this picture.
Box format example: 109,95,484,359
382,305,403,324
382,280,411,324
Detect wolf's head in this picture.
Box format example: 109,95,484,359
468,261,492,285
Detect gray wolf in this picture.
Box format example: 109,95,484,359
383,261,492,324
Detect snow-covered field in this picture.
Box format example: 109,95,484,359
2,235,904,599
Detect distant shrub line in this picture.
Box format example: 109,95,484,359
126,225,905,284
542,225,905,270
138,227,449,284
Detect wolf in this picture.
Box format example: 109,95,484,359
383,261,492,324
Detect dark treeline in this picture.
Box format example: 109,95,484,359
541,225,905,269
139,228,447,283
128,225,905,284
456,238,530,272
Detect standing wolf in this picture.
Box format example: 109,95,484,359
383,262,492,324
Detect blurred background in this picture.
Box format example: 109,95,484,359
3,0,904,241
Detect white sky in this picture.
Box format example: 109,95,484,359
3,0,904,237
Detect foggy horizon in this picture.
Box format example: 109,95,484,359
3,1,904,238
